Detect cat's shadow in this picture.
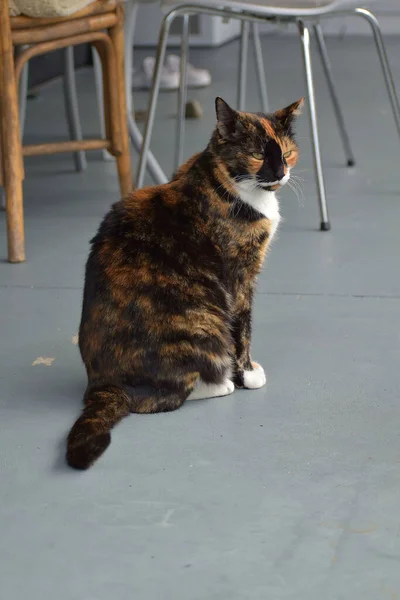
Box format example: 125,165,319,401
53,390,222,473
53,437,71,473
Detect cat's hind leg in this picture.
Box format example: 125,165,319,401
132,372,235,411
188,379,234,401
188,350,235,400
135,316,235,408
132,373,198,414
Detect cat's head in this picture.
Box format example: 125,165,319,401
213,97,303,192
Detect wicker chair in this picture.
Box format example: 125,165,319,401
0,0,132,263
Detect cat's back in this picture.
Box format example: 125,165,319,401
85,171,221,289
94,184,182,240
79,170,226,354
88,182,197,269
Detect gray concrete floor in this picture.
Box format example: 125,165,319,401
1,34,400,599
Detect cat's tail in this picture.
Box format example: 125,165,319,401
66,384,131,470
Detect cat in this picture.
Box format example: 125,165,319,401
66,96,303,470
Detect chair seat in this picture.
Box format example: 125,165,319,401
162,0,375,18
10,0,117,28
9,0,98,18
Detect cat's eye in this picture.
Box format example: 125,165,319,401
252,152,264,160
283,150,292,159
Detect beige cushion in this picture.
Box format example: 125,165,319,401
9,0,97,17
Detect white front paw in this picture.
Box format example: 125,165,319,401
243,363,267,389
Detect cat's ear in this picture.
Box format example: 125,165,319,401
215,97,240,139
274,98,304,130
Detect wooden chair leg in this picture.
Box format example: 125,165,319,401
109,4,133,196
0,4,25,263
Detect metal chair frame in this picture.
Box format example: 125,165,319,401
136,2,400,230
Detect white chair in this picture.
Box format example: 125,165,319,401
136,0,400,231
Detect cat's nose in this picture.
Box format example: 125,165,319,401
274,166,285,180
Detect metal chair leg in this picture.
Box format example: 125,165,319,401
18,65,28,135
136,11,175,188
124,0,138,113
175,14,189,171
18,47,29,136
125,0,167,184
313,23,355,167
92,45,114,161
355,8,400,140
127,115,168,184
238,20,249,111
63,46,87,172
298,19,330,231
251,22,269,113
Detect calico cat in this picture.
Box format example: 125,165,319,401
66,97,303,470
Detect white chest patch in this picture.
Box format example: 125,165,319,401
235,180,281,241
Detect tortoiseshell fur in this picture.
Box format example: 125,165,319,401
66,97,303,469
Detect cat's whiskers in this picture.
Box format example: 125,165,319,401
230,197,244,219
215,184,230,202
290,176,305,190
287,179,305,208
290,173,305,182
213,180,236,204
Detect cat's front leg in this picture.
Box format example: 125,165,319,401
232,288,266,390
242,361,267,389
233,350,267,390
